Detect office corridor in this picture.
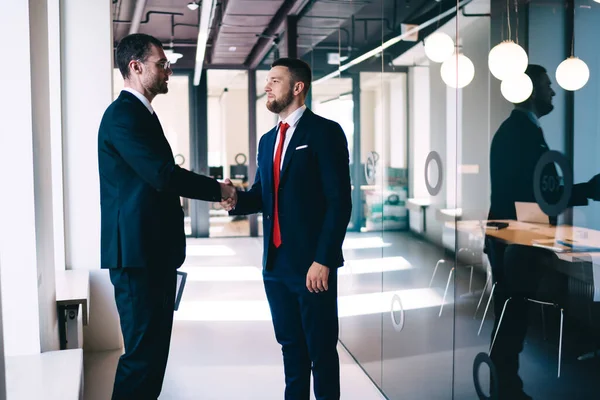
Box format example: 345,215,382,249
84,237,385,400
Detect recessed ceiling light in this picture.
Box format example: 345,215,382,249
229,46,237,52
187,1,199,11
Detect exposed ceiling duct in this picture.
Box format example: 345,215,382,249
128,0,148,34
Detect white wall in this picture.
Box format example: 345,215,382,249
30,0,59,354
48,0,66,274
389,75,408,169
61,0,121,351
459,17,492,220
408,67,434,235
222,90,249,168
360,90,376,163
208,90,277,178
0,0,44,356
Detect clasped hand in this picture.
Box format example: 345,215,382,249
219,178,237,210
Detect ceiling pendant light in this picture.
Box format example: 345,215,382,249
501,73,533,103
441,52,475,89
489,0,528,81
187,1,200,11
556,20,590,91
424,32,455,63
556,57,589,92
165,49,183,64
488,40,528,80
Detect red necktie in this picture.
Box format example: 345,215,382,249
272,122,289,248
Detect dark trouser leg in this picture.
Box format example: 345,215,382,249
110,268,177,400
487,239,524,397
264,278,312,400
488,242,551,398
296,272,340,400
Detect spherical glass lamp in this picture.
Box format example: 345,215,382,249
556,57,589,91
501,73,533,103
488,40,528,80
424,32,455,63
441,53,475,88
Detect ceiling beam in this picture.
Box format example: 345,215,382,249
245,0,309,69
206,0,228,64
194,0,218,85
128,0,148,35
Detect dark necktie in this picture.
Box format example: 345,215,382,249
272,122,290,248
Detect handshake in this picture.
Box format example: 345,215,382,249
219,178,237,211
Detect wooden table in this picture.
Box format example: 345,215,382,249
450,220,600,285
451,220,600,260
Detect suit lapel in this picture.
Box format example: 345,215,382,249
280,109,311,182
263,126,277,191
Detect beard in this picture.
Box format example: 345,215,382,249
535,98,553,117
266,87,294,114
152,79,169,95
145,75,169,96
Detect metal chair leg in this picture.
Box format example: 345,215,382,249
429,259,445,287
489,297,512,354
439,267,455,317
558,308,564,378
474,275,491,319
478,282,496,336
468,265,474,294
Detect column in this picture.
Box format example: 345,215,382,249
0,0,59,356
61,0,122,351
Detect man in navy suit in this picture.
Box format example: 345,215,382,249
98,33,236,400
485,64,600,399
223,58,352,399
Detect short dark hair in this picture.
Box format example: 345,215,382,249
116,33,163,80
525,64,548,88
271,58,312,95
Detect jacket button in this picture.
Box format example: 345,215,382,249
266,215,270,220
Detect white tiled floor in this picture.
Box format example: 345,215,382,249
84,237,385,400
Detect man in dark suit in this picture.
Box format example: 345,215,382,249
486,64,600,399
222,58,352,400
98,33,236,400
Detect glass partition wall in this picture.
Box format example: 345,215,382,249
306,0,600,398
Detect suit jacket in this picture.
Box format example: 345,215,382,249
488,109,588,225
98,90,221,269
231,108,352,274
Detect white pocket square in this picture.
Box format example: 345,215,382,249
296,145,308,150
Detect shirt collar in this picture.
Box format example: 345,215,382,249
278,104,306,129
123,87,154,115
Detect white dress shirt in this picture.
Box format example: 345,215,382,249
123,87,154,115
273,104,307,170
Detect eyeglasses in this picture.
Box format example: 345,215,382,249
138,59,171,71
155,60,171,70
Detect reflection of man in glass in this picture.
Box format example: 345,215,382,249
486,64,600,399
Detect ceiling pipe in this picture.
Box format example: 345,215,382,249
128,0,148,35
